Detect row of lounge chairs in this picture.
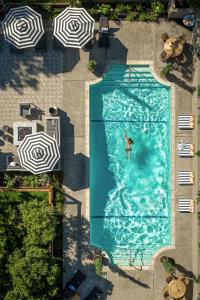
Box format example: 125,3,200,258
177,115,195,213
63,269,103,299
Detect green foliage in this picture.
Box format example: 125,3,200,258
19,199,57,247
126,11,138,21
193,274,200,284
0,180,63,299
161,257,176,273
42,4,62,20
197,294,200,300
195,151,200,157
87,60,97,72
68,0,82,7
197,84,200,97
160,64,173,77
95,257,103,276
139,12,157,22
88,7,100,19
151,1,165,16
197,191,200,203
5,248,60,300
188,0,200,8
4,173,51,188
99,4,112,16
136,3,143,12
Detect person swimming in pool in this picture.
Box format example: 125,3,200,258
124,132,134,159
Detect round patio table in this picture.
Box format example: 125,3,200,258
168,279,186,299
164,37,183,59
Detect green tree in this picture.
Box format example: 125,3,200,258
19,199,57,247
5,248,60,300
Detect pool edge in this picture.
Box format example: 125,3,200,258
85,61,176,270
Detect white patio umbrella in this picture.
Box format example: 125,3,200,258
18,132,60,174
53,7,94,48
2,6,44,49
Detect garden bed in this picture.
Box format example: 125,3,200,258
0,1,168,22
0,173,63,299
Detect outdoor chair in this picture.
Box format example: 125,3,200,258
176,52,187,64
160,50,167,62
19,102,32,117
178,171,194,185
178,198,194,213
162,286,170,298
179,275,190,285
178,143,194,157
161,33,169,42
178,115,195,129
177,34,186,45
64,270,86,299
166,274,175,284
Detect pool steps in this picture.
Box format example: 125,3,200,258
98,64,165,88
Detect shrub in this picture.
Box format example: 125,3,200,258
136,3,143,12
139,12,157,22
126,11,138,21
160,64,173,77
197,84,200,97
99,4,112,16
68,0,82,7
88,7,99,19
87,60,97,72
193,274,200,284
151,1,165,16
4,174,18,189
94,257,103,276
195,151,200,157
161,256,176,273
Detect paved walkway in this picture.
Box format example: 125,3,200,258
0,19,198,300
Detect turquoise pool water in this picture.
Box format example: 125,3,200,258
90,65,171,265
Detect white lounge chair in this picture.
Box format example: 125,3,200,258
178,171,194,185
178,198,194,213
178,115,195,129
178,143,194,157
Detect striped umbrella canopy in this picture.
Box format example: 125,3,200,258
18,132,60,174
2,6,44,49
53,7,94,48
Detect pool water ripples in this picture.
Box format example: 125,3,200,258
90,65,171,265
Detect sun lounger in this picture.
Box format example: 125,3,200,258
64,270,86,299
178,171,194,185
84,287,104,300
178,143,194,157
178,115,195,129
178,198,194,213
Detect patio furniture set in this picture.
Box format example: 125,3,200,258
177,114,195,214
163,273,190,299
160,33,187,64
64,269,103,299
0,102,61,173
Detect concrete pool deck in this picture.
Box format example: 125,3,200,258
0,18,199,299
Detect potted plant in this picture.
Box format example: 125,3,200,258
87,60,97,72
160,63,173,77
94,254,103,276
197,83,200,97
160,256,176,274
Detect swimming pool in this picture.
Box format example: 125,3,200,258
89,64,171,266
